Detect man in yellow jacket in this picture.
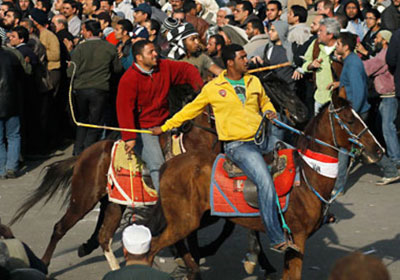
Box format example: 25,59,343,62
150,44,299,253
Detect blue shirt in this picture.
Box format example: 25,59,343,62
340,52,370,114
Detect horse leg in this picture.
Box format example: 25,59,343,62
282,234,306,280
98,202,125,270
41,199,99,266
187,231,201,264
78,196,108,257
175,239,201,280
148,213,202,265
196,220,235,258
255,231,277,276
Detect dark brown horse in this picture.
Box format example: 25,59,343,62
8,77,310,275
143,93,384,279
9,110,220,270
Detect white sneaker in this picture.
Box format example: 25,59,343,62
376,175,400,186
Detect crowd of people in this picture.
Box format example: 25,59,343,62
0,0,400,277
0,0,399,180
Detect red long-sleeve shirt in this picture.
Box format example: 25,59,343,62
117,59,203,140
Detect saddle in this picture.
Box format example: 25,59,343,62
223,142,297,209
107,140,158,206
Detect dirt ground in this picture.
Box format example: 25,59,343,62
1,144,399,279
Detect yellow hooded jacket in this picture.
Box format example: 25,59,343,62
161,70,276,141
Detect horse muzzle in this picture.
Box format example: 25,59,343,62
360,145,384,164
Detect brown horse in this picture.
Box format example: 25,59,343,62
9,111,220,270
143,93,384,279
9,74,305,274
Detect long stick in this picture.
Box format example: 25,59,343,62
248,62,292,73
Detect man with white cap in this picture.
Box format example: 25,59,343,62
102,224,173,279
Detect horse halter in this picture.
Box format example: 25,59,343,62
328,103,368,157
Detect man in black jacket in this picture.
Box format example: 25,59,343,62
381,0,400,32
0,37,24,179
387,28,400,98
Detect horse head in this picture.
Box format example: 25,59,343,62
330,92,384,164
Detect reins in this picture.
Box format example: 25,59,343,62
273,117,356,158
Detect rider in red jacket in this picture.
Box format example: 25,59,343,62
116,40,203,191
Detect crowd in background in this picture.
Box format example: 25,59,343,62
1,0,400,278
1,0,400,182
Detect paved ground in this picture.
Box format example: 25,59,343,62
1,144,400,279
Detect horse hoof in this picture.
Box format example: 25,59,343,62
77,243,94,258
244,260,256,274
174,257,187,268
78,245,87,258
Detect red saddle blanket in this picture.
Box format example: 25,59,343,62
210,149,296,217
107,140,158,206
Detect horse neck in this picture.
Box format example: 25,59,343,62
185,111,220,154
300,109,341,199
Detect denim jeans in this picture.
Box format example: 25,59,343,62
268,112,285,142
0,116,21,175
334,112,370,191
134,133,165,192
380,97,400,165
334,110,399,192
224,135,285,246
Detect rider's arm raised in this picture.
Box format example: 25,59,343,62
167,60,204,92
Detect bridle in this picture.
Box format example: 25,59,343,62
327,103,370,158
300,102,383,210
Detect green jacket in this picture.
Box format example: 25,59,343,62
67,38,122,91
302,39,335,104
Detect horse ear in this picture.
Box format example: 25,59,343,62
338,86,347,99
331,87,347,106
331,89,339,106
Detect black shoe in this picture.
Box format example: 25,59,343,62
6,170,17,179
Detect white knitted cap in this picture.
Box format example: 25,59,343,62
122,225,152,255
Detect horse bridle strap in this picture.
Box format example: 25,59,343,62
328,104,366,154
272,118,355,158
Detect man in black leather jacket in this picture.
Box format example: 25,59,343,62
0,37,25,179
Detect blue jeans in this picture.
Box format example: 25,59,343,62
268,112,285,142
334,112,371,191
0,116,21,175
224,136,285,246
134,133,165,192
380,97,400,165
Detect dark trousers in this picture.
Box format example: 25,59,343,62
73,88,108,155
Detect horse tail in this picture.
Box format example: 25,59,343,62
9,156,78,225
133,199,167,236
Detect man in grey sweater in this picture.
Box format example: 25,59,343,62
67,20,122,155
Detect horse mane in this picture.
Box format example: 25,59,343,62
297,97,351,151
168,84,198,116
258,72,293,99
